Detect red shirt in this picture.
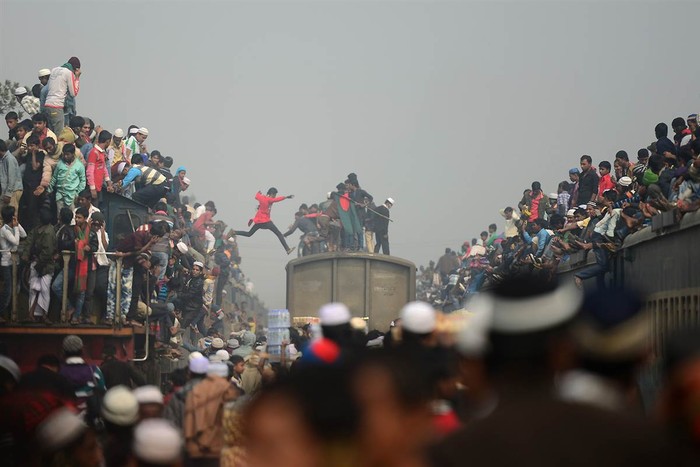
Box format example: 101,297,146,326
598,173,615,197
252,192,286,224
528,192,543,222
86,146,110,191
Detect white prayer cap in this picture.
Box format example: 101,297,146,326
133,385,164,405
467,279,582,334
207,361,229,378
211,337,225,349
319,302,351,326
215,349,231,362
132,419,182,465
14,87,27,96
456,309,493,357
38,68,51,77
137,127,149,136
189,355,209,374
176,242,188,254
548,193,558,200
566,209,576,216
188,351,203,361
618,176,633,187
36,408,86,452
386,197,395,205
129,127,139,135
400,301,436,334
116,162,127,174
113,128,124,138
101,385,139,426
0,355,20,382
193,261,204,269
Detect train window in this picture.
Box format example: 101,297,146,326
112,213,143,245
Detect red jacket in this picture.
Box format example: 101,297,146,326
252,192,286,224
597,174,615,198
86,146,110,191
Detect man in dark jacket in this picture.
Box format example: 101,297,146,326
577,155,599,204
100,344,146,389
18,354,75,398
373,198,393,255
430,275,679,467
175,260,205,331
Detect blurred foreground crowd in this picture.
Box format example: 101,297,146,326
1,274,700,466
2,57,265,334
418,114,700,309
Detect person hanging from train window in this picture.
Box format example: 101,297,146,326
0,206,26,324
104,220,169,326
173,260,206,337
233,187,296,255
22,208,57,324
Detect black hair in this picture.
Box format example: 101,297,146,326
580,154,592,164
230,355,245,365
18,119,33,132
689,139,700,156
78,189,91,200
1,206,15,224
5,112,18,121
575,208,587,217
31,113,48,123
615,150,629,161
648,154,664,174
26,134,40,146
655,122,668,138
97,130,112,144
37,354,61,368
531,181,541,191
549,214,565,230
31,84,42,99
154,201,168,212
534,218,548,229
150,150,161,158
671,117,686,129
75,207,89,218
678,148,694,164
0,140,6,153
62,143,75,154
603,190,617,201
504,206,513,212
599,160,611,171
480,231,488,237
637,148,650,160
150,256,162,268
558,181,571,192
150,221,170,237
69,116,84,129
41,137,56,148
59,207,74,224
163,156,173,168
267,187,278,195
39,208,53,225
489,223,497,231
170,368,188,387
131,154,143,165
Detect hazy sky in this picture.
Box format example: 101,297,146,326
1,1,697,308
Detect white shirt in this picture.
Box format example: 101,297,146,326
0,223,26,266
95,228,110,267
71,205,100,225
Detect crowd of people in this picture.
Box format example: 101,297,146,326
2,274,700,466
418,114,700,308
233,173,395,257
1,57,267,336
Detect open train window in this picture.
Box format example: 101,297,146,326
111,212,144,246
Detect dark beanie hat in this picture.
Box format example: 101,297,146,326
68,57,81,69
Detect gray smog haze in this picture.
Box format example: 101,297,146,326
1,1,697,309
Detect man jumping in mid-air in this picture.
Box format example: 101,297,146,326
234,187,296,255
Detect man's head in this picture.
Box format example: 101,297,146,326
267,187,278,196
59,207,74,225
615,150,629,165
637,148,650,165
532,218,548,232
69,116,84,134
672,117,687,135
37,354,61,372
503,206,513,219
75,207,89,227
192,261,204,276
62,334,84,358
97,130,112,148
580,155,592,172
91,212,105,232
26,134,41,152
38,68,51,85
39,208,53,226
61,143,76,164
231,355,246,375
480,231,488,241
687,114,698,133
80,118,93,139
150,150,161,166
77,189,93,209
14,87,28,102
488,223,497,234
150,221,170,239
68,56,81,73
531,181,541,194
5,112,18,131
32,113,48,133
112,128,124,146
655,122,668,139
599,160,611,176
136,127,149,143
42,137,57,155
0,206,15,226
385,197,394,209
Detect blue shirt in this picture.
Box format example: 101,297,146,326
121,166,143,186
523,228,551,257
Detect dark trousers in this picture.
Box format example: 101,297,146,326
0,265,11,318
237,221,290,251
133,184,167,208
84,265,108,319
374,230,390,255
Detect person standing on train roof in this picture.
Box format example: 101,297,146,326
373,197,393,255
234,187,296,255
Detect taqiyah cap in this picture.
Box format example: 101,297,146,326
618,176,633,187
132,419,182,465
137,127,149,136
38,68,51,77
101,385,139,426
36,408,86,452
62,335,83,353
0,355,20,382
189,355,209,374
113,128,124,138
133,385,164,405
14,87,27,96
319,302,351,326
400,301,436,334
